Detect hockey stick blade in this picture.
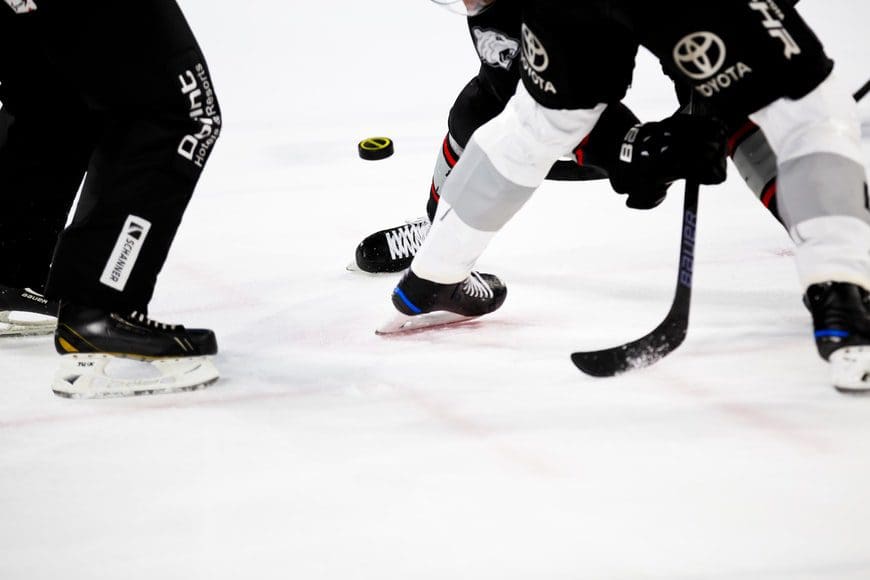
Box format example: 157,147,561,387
572,180,699,377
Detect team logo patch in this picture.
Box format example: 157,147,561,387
673,32,727,80
748,0,801,59
4,0,37,13
673,31,753,97
521,24,549,73
472,28,519,71
520,24,556,94
177,62,221,169
99,215,152,292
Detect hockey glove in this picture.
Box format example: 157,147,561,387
624,183,669,210
609,114,728,209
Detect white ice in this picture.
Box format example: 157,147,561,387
3,2,870,579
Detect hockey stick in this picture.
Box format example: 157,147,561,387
854,79,870,103
571,179,699,376
572,82,868,377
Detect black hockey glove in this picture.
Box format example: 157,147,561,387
624,182,669,210
609,114,728,209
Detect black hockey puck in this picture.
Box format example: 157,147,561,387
358,137,394,160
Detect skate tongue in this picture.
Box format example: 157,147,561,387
830,346,870,393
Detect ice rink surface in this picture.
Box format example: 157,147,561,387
3,2,870,578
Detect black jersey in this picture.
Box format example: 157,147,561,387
519,0,832,120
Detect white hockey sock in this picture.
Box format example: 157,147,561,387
791,216,870,290
750,73,870,290
410,199,495,284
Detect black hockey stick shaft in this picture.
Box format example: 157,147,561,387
854,79,870,103
571,180,699,377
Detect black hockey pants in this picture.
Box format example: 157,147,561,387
0,0,220,311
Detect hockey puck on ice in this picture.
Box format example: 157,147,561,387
358,137,394,160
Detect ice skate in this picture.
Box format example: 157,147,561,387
805,282,870,393
52,304,219,398
350,217,430,274
0,285,58,337
376,269,506,334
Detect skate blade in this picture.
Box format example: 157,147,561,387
346,261,408,276
375,311,474,335
0,311,56,337
51,354,219,399
345,261,383,275
830,346,870,394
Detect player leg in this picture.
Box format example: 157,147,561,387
727,119,784,222
351,75,502,274
378,4,639,333
354,0,523,274
34,0,222,397
639,1,870,391
0,15,96,335
751,79,870,392
355,0,651,274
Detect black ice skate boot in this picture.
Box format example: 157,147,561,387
376,269,507,334
0,285,59,336
52,303,219,398
805,281,870,393
352,217,430,273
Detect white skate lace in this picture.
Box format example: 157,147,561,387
462,272,494,299
385,217,431,260
128,311,180,331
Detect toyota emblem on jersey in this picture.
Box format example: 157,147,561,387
473,28,520,71
4,0,37,13
521,24,549,73
673,32,727,80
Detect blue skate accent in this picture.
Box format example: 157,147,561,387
815,329,850,338
393,287,422,314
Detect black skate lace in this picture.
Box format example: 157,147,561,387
129,311,180,331
385,217,430,260
462,272,494,299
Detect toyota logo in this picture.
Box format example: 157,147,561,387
521,23,549,73
673,32,727,80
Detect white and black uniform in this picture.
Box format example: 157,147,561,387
413,0,869,293
426,0,647,221
0,0,221,312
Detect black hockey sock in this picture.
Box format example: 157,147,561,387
427,134,463,222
